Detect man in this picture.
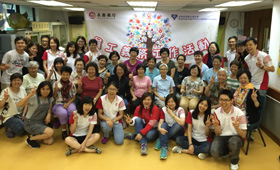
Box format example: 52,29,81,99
210,89,247,170
202,54,222,85
0,36,29,90
37,35,50,74
226,36,237,73
244,37,275,96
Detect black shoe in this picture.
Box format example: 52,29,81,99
62,131,68,140
26,137,40,148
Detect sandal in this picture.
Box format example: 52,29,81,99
88,146,102,154
65,148,74,156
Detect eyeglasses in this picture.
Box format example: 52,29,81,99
219,99,231,102
108,88,117,91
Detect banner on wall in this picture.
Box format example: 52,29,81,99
84,9,220,63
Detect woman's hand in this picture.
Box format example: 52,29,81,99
205,115,212,127
158,127,168,135
3,89,9,100
135,133,142,141
251,89,258,102
124,114,132,124
45,113,51,124
188,145,194,154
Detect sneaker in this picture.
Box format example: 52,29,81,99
198,153,209,160
88,145,102,154
160,147,168,160
65,148,74,156
154,139,161,150
172,146,183,153
26,137,40,148
124,132,133,140
62,131,68,140
5,127,15,138
230,163,239,170
140,143,148,155
101,137,109,144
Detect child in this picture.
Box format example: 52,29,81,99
46,57,65,85
64,41,80,71
17,81,54,148
173,96,211,160
65,96,101,156
52,66,76,140
155,94,185,160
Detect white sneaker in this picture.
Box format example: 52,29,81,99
230,163,239,170
198,153,209,160
172,146,182,153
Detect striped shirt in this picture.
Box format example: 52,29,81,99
226,75,239,90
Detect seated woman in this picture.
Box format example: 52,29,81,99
52,66,76,140
234,69,261,124
17,81,54,148
173,97,211,160
0,73,26,138
124,92,160,155
155,94,185,160
174,54,189,97
156,47,176,78
22,61,45,94
153,64,175,109
65,96,101,156
145,57,160,83
46,57,65,85
227,60,241,91
204,68,232,113
96,82,126,145
107,51,120,76
180,65,204,113
130,64,152,114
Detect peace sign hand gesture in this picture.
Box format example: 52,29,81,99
251,89,258,102
209,75,215,86
4,89,9,100
205,115,212,127
232,116,240,129
30,86,37,96
211,114,219,127
124,114,132,124
256,57,263,68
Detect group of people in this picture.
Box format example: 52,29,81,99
0,34,274,170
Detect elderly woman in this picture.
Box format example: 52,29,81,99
22,61,45,94
234,69,260,124
153,64,175,109
204,68,232,112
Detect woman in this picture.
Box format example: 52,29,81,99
205,68,232,112
123,47,142,76
97,55,109,83
64,41,80,71
234,69,261,124
145,57,160,83
0,73,26,138
235,40,248,70
173,97,211,160
84,39,101,63
42,37,64,75
96,82,126,145
174,54,189,96
77,62,102,104
17,81,54,148
180,65,204,113
22,61,45,94
25,42,40,62
155,94,185,160
70,58,87,86
130,64,152,114
46,57,65,85
124,92,160,155
76,36,87,59
227,60,241,91
156,47,176,78
107,51,120,75
202,42,224,68
153,64,175,109
65,96,101,156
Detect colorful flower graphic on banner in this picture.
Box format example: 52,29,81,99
127,13,171,57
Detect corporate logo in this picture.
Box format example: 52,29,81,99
89,12,96,19
171,14,178,20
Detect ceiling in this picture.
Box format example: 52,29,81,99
1,0,274,12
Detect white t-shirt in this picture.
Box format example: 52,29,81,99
70,112,98,136
226,49,236,73
186,110,208,142
22,73,45,94
64,53,80,71
160,106,185,127
84,51,101,63
42,50,64,71
1,49,29,84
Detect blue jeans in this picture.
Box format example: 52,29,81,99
134,118,159,144
4,116,25,136
176,136,211,155
258,89,267,97
100,120,124,145
210,135,244,164
160,122,184,148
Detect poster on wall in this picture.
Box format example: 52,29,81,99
84,9,220,63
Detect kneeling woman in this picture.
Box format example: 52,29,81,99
124,92,160,155
17,81,54,148
172,97,211,160
65,96,101,156
156,94,185,160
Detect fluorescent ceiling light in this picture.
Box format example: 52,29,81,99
127,1,157,7
29,1,73,6
133,8,155,11
199,8,228,12
64,8,85,11
216,1,261,7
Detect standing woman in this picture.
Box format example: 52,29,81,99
156,47,176,78
123,47,142,76
235,40,248,69
25,42,40,62
64,41,80,71
42,37,64,75
173,97,211,160
145,57,160,83
76,36,87,60
174,54,189,96
97,55,109,83
17,81,54,148
202,42,224,68
84,39,101,64
107,51,120,76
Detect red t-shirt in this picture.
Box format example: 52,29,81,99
80,76,103,99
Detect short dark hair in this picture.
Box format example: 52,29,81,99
147,56,156,63
191,96,211,124
230,60,241,69
165,94,179,110
130,47,139,55
85,62,98,75
65,41,78,58
176,54,186,61
136,63,145,73
109,51,120,60
49,37,60,50
15,36,27,45
88,39,98,46
228,36,237,42
189,64,201,78
77,96,95,116
114,63,128,76
107,81,119,90
208,42,220,56
218,89,233,100
245,37,258,45
160,47,170,56
74,58,86,67
53,57,65,71
61,66,73,75
236,69,252,82
194,50,203,57
236,40,245,46
37,81,53,97
41,35,50,41
10,73,23,85
97,54,108,63
212,54,222,63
